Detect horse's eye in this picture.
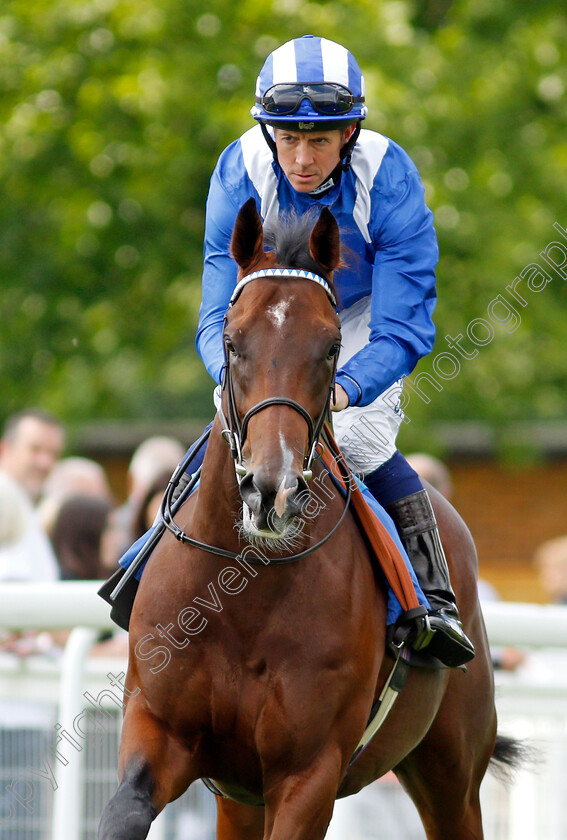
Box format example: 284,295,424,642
327,343,341,360
225,337,238,356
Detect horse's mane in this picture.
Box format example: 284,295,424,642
263,209,337,289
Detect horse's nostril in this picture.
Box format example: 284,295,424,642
239,473,263,517
274,473,310,520
241,469,309,532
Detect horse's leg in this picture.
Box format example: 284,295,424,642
98,695,198,840
395,648,497,839
262,747,344,840
216,798,265,840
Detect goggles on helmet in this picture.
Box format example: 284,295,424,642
258,83,364,117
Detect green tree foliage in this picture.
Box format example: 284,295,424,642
0,0,565,448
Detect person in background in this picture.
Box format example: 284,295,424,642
0,409,64,657
0,469,62,649
405,452,453,501
38,455,113,542
534,536,567,605
0,408,65,504
48,492,128,655
105,435,186,566
42,455,112,503
50,494,114,581
0,471,38,580
0,409,63,586
130,469,173,544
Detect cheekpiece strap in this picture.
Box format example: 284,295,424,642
230,269,337,308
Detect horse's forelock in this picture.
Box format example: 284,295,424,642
263,209,335,285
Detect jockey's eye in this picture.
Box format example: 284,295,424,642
327,343,341,360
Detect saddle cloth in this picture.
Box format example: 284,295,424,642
321,424,429,625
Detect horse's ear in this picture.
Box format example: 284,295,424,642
309,207,341,274
230,198,264,273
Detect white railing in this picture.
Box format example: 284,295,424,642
4,582,567,643
2,583,567,840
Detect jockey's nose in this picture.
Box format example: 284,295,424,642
240,469,309,532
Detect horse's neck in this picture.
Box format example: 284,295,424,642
191,419,241,545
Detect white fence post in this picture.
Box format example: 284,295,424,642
51,627,100,840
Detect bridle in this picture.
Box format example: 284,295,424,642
218,268,339,481
158,267,353,566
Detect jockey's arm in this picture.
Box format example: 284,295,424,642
335,159,439,409
196,162,258,385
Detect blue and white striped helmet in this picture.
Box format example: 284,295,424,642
251,35,367,125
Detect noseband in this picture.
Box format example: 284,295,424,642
218,268,338,481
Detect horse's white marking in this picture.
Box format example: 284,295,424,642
273,432,298,516
279,431,295,474
266,299,290,329
240,432,300,540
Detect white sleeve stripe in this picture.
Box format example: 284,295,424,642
240,127,273,193
239,126,280,226
351,130,390,242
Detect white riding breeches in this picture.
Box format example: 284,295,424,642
332,296,405,477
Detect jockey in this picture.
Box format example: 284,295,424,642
112,35,474,668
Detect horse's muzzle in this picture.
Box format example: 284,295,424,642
240,469,309,534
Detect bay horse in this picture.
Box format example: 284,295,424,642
99,198,515,840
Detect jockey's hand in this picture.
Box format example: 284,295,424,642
331,384,349,412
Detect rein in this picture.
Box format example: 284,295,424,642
161,267,351,566
160,447,352,566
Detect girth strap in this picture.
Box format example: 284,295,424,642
348,643,411,767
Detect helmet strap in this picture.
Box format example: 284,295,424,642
260,122,278,161
340,122,361,172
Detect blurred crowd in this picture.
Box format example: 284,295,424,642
1,408,567,662
0,407,186,658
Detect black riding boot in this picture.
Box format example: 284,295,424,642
385,490,475,668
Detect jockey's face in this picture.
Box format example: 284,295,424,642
273,125,356,193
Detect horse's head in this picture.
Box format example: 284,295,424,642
222,198,342,541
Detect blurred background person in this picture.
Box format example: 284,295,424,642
0,409,63,588
50,494,114,581
405,452,453,500
0,408,65,504
0,409,64,656
42,455,112,504
106,435,185,565
130,469,172,544
48,492,127,655
534,536,567,605
0,460,59,655
38,455,113,543
0,463,59,586
0,471,37,580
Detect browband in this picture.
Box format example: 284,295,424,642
230,268,337,308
